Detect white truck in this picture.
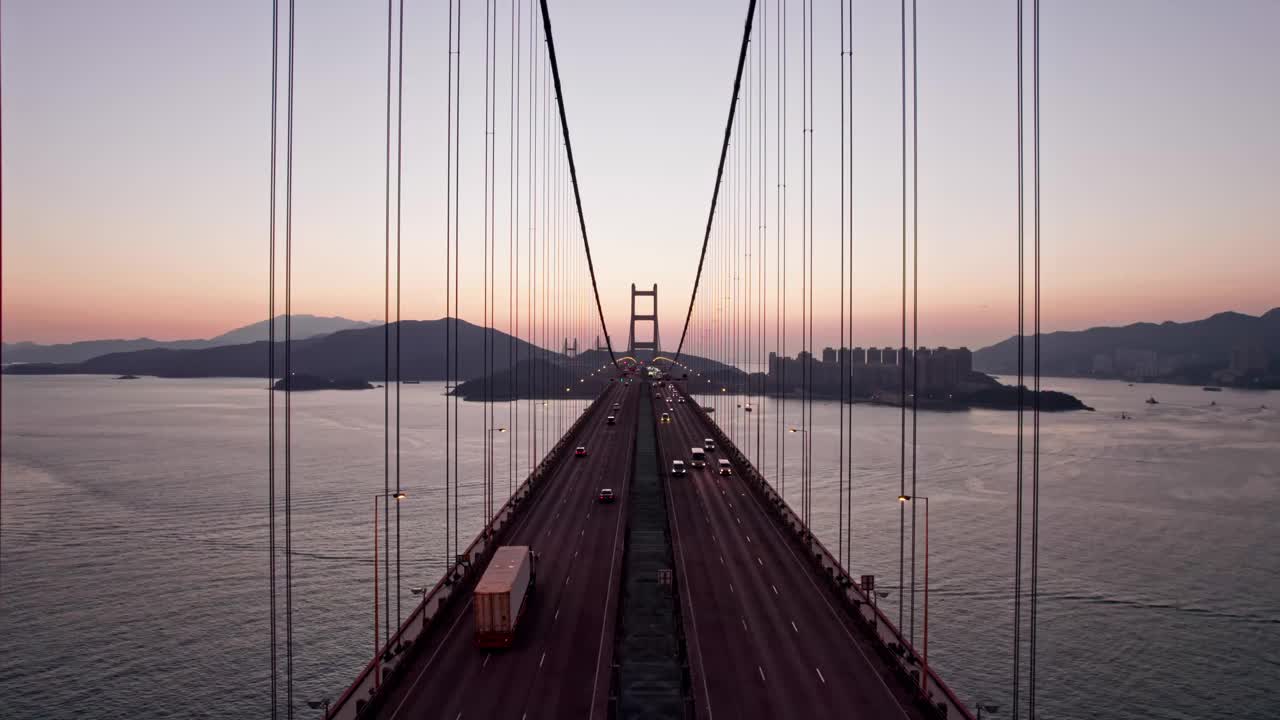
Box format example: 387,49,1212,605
690,448,707,468
474,545,536,649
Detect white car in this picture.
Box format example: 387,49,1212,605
671,460,687,477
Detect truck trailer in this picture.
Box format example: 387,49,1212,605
474,545,536,649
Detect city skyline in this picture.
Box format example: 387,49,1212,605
3,1,1277,348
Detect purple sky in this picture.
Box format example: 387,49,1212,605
2,0,1277,350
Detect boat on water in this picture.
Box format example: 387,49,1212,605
1203,386,1222,392
1146,397,1159,405
744,403,753,412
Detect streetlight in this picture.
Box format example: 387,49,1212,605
898,494,930,695
976,703,1000,719
373,490,407,688
306,698,331,718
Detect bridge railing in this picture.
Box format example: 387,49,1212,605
327,387,613,720
677,383,975,720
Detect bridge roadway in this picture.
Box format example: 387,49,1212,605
373,380,639,720
655,381,927,720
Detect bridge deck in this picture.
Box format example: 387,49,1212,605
371,381,638,720
656,381,929,720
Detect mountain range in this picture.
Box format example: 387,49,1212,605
1,315,374,364
973,308,1280,384
3,318,555,382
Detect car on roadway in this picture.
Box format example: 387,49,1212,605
607,415,617,425
597,488,616,504
677,397,685,404
704,438,716,452
671,460,687,477
612,402,620,410
575,446,588,457
690,448,707,468
660,413,672,424
718,459,732,476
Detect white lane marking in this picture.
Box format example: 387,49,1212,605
546,529,551,537
741,617,748,631
456,713,463,720
554,609,560,621
758,666,766,683
566,575,572,585
482,655,490,668
719,555,724,565
580,529,585,536
816,667,826,684
771,584,778,595
792,621,799,633
574,550,579,558
729,583,735,594
586,512,592,519
746,534,752,544
736,517,742,525
756,556,763,566
387,597,474,718
734,458,914,720
539,651,547,669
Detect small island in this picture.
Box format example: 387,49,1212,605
272,374,374,391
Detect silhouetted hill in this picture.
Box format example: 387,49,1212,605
1,315,373,364
973,308,1280,383
2,319,557,381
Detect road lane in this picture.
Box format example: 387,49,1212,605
376,381,636,720
660,381,926,720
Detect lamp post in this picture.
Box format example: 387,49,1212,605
898,494,929,695
373,490,407,688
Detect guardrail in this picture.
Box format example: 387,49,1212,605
676,384,975,720
326,387,613,720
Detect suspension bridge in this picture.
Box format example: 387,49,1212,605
261,0,1045,718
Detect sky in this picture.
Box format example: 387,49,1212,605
2,0,1277,351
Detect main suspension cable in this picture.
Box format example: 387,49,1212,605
536,0,618,367
671,0,759,365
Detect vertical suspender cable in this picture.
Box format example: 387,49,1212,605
897,0,907,633
799,0,807,523
806,0,815,528
381,0,392,647
283,1,295,714
483,0,493,527
1013,0,1026,714
509,0,519,498
909,0,920,649
1030,0,1042,713
394,0,405,626
267,3,279,716
776,0,784,498
536,0,619,367
453,0,463,559
845,0,855,574
838,0,846,568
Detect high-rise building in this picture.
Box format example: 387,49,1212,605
822,347,837,364
850,347,866,365
882,346,898,366
866,347,882,364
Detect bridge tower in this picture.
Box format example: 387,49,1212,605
626,283,660,355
